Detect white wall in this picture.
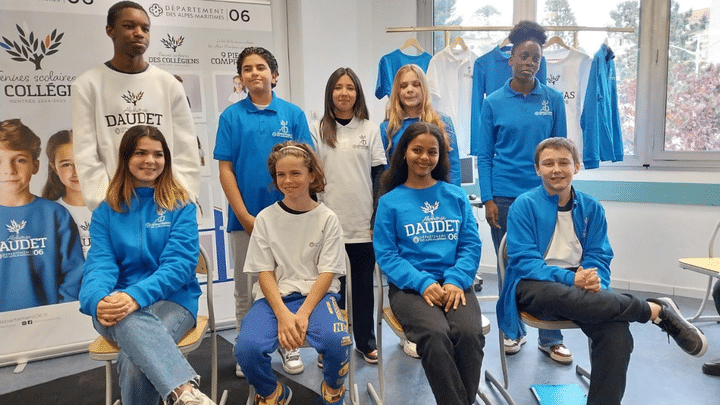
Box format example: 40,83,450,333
284,0,417,123
285,0,720,300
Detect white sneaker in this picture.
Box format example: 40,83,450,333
400,338,420,358
235,363,245,378
174,388,216,405
504,336,527,355
278,347,304,374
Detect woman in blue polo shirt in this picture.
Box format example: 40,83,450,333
478,20,569,361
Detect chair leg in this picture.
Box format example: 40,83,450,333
484,330,516,405
576,364,591,380
367,266,385,405
687,276,720,323
104,361,113,405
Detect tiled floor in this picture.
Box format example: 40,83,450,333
2,273,720,404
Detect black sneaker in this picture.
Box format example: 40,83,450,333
648,297,708,357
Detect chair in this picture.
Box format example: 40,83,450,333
484,234,590,405
88,245,227,405
367,265,493,405
678,218,720,323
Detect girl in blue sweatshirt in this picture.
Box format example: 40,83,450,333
78,125,214,405
373,122,484,405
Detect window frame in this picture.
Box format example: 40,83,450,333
424,0,720,169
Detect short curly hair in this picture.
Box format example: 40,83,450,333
509,20,547,54
236,47,279,88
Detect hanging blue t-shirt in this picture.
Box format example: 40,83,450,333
375,49,433,99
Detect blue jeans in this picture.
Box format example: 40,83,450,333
491,196,564,347
92,300,198,405
236,293,351,397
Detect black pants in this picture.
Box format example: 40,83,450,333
389,283,485,405
337,242,377,353
516,280,653,405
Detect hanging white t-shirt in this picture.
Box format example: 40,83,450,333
544,210,583,269
311,117,386,243
544,47,591,163
245,202,345,300
57,198,92,258
426,45,478,157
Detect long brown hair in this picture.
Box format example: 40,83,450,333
41,130,72,201
318,67,369,148
384,64,449,153
106,125,189,212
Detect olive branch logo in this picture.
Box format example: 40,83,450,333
122,90,144,106
161,33,184,52
421,201,440,218
1,25,63,70
7,220,26,237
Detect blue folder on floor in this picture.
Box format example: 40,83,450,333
530,384,587,405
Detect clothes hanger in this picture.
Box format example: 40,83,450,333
499,37,511,48
543,35,572,50
449,35,468,50
400,37,425,54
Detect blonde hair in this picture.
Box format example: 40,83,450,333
106,125,189,213
384,64,450,154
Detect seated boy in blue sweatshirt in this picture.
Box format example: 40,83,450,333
497,137,708,405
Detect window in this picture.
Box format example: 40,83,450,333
432,0,513,55
663,0,719,153
429,0,720,168
538,0,640,156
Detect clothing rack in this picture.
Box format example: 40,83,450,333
386,25,635,49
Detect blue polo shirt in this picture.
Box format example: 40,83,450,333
470,46,548,156
478,78,566,203
213,93,313,232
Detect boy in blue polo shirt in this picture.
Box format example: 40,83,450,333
213,47,313,377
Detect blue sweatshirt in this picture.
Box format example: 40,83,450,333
497,185,613,339
79,187,201,320
380,115,462,186
0,197,84,312
478,78,567,203
373,181,481,295
581,44,624,168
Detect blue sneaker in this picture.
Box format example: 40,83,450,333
254,382,292,405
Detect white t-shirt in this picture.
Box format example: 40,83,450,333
544,210,583,269
310,117,386,243
57,198,92,258
426,45,478,156
544,48,592,162
244,202,345,300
